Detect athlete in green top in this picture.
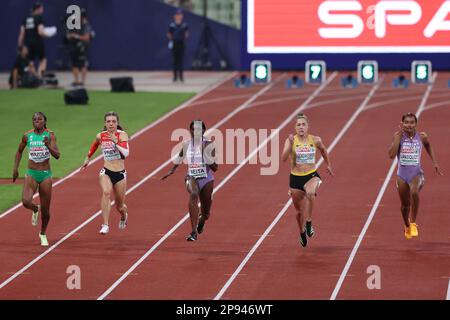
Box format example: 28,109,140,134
13,112,60,246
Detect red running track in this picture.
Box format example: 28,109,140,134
0,72,449,300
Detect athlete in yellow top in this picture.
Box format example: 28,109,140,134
282,113,334,247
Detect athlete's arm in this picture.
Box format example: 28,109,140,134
81,134,100,170
281,135,294,162
13,134,27,182
315,136,334,176
44,132,60,159
388,131,402,159
114,132,129,158
420,132,443,175
205,141,218,172
161,142,186,180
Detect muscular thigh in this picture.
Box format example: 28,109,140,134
113,179,127,205
396,176,410,205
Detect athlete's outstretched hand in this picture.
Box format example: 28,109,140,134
12,169,19,183
434,163,443,176
80,157,90,171
160,171,173,181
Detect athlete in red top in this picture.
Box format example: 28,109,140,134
80,111,130,235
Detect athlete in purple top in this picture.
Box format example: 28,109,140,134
388,113,442,239
161,120,218,241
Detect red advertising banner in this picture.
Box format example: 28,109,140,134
248,0,450,53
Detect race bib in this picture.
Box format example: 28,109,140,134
29,146,50,163
188,163,208,179
102,142,121,161
295,146,315,164
399,143,420,166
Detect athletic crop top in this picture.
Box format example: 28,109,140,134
26,129,51,163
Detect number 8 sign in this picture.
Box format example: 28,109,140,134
411,60,432,84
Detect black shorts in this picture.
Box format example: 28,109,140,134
27,42,45,61
100,167,126,185
70,51,88,69
289,171,321,192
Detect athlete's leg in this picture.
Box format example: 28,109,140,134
22,174,39,212
409,175,424,223
113,178,128,217
186,177,200,233
303,177,321,222
199,181,214,221
38,178,52,234
290,188,306,233
396,177,411,227
99,174,113,225
198,181,214,233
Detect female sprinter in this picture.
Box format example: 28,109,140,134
81,111,130,235
13,112,60,246
388,112,442,239
282,113,334,247
161,120,218,241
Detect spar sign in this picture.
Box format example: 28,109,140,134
247,0,450,53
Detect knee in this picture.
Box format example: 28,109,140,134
102,189,111,198
411,190,420,198
22,198,32,208
401,204,410,211
306,191,316,200
115,204,126,213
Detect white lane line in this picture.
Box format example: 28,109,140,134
1,72,238,218
214,77,384,301
329,73,437,300
96,72,338,300
0,75,281,290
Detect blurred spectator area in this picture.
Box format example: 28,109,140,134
164,0,241,29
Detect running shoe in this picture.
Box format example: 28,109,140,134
32,205,40,227
409,222,419,237
404,225,412,240
306,220,315,238
39,233,49,246
99,224,109,235
299,231,308,247
119,213,128,230
197,216,205,234
186,231,198,241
